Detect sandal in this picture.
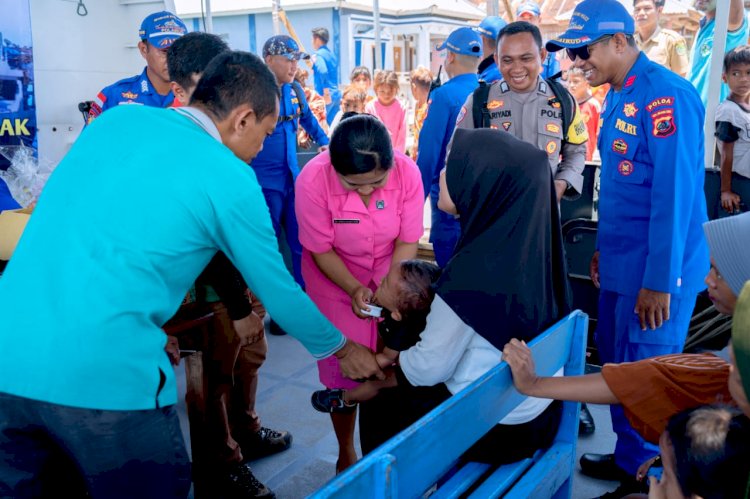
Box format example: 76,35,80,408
311,389,357,413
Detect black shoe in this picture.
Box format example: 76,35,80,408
268,319,287,336
240,427,292,460
222,463,275,499
580,453,629,481
579,403,596,435
596,477,648,498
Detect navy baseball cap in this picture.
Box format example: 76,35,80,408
139,11,187,49
546,0,635,52
262,35,310,60
516,2,541,18
436,27,482,57
475,16,508,41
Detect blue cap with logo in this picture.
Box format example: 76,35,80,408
546,0,635,52
436,27,482,57
475,16,508,41
516,1,541,18
262,35,310,60
139,11,187,49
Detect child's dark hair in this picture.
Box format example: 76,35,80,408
632,0,665,7
396,260,441,328
667,405,750,499
350,66,372,81
723,45,750,73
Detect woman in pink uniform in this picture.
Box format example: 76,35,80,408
295,114,424,472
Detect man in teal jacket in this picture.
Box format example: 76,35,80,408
0,51,382,498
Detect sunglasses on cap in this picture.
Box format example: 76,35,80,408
566,35,613,61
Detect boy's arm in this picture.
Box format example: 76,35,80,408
376,347,399,368
715,119,742,213
717,139,741,213
502,339,618,404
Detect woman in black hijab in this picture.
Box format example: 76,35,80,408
359,128,572,463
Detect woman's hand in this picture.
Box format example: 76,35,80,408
502,339,539,395
351,285,374,319
647,476,667,499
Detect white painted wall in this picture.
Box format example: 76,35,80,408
207,15,251,50
29,0,167,167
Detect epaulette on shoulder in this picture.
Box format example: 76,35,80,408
107,73,142,90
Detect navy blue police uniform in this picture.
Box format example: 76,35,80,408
252,36,330,287
416,27,482,266
547,0,709,477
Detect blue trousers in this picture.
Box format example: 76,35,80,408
595,290,697,476
428,187,460,267
261,180,304,288
0,392,191,498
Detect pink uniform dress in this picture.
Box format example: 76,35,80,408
295,150,424,389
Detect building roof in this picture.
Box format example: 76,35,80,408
174,0,485,20
467,0,701,34
467,0,699,21
554,0,699,21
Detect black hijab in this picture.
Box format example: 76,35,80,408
436,128,571,351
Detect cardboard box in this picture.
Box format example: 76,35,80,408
0,208,32,260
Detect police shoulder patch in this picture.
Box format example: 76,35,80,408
647,96,676,138
675,40,687,56
652,108,676,138
456,106,467,125
646,96,675,113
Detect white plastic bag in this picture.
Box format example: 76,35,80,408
0,145,54,208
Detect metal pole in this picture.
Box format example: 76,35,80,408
374,0,382,70
487,0,499,17
204,0,214,34
704,2,729,169
279,9,314,70
272,0,281,35
502,0,515,22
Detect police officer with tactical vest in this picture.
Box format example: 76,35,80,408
251,36,329,334
454,21,588,202
547,1,709,496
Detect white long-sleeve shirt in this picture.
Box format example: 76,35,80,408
400,295,561,425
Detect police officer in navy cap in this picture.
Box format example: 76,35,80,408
416,27,481,267
87,11,187,122
547,0,709,496
516,1,561,79
475,16,507,84
251,35,330,334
